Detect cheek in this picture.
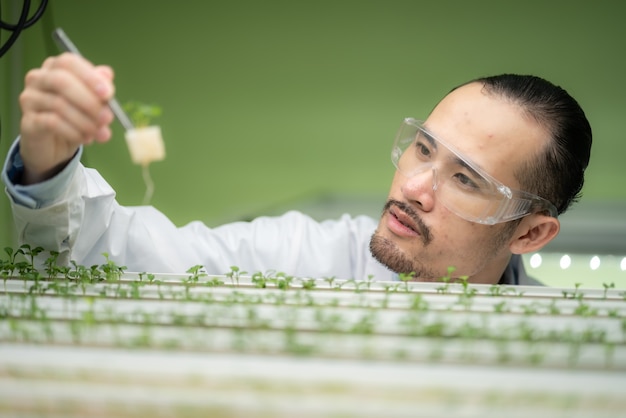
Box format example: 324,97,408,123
437,214,482,247
388,172,404,196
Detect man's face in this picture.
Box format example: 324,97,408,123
370,82,549,284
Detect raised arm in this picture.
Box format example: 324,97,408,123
18,53,115,185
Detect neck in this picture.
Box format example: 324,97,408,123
467,254,512,285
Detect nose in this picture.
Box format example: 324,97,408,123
399,167,436,212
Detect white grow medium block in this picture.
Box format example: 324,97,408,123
124,125,165,166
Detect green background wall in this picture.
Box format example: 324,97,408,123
2,0,625,251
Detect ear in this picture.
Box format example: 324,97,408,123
509,214,560,255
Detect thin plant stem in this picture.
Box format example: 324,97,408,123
142,164,155,205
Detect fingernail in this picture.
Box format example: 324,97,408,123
95,82,110,98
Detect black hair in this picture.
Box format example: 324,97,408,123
471,74,592,215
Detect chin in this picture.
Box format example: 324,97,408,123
369,232,436,279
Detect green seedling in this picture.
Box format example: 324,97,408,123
186,265,206,283
607,308,619,318
251,271,270,288
488,284,503,297
205,277,224,287
603,282,615,299
353,280,371,293
271,272,293,290
422,320,447,338
123,101,162,128
2,246,31,287
573,301,598,317
322,277,337,290
399,312,423,337
522,302,539,316
22,244,44,270
226,266,246,286
129,281,143,300
137,272,156,284
299,278,317,291
4,245,24,266
435,267,455,294
562,282,583,300
398,271,416,292
547,300,561,315
350,312,376,335
410,294,429,312
99,253,126,282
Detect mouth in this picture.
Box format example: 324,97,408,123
382,200,432,245
389,206,420,235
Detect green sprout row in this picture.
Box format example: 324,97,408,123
2,245,625,370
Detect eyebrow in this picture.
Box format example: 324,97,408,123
453,155,486,183
420,126,488,183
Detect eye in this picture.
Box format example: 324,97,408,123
414,141,432,159
453,172,480,190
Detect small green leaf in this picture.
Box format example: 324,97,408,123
123,101,163,127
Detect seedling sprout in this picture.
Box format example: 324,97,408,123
123,101,166,205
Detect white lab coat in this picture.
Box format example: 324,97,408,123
9,163,395,280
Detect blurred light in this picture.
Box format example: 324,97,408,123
621,257,626,271
529,253,542,268
559,254,571,269
589,255,601,270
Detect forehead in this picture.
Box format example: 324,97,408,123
424,82,548,185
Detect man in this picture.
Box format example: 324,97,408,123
2,54,592,285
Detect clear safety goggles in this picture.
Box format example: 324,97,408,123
391,118,558,225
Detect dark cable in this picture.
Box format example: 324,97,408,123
0,0,49,58
0,0,48,29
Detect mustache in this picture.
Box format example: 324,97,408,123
383,199,432,245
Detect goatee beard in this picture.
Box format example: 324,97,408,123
369,234,418,275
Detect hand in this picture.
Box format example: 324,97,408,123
18,53,115,184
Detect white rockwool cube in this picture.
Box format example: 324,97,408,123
124,126,166,166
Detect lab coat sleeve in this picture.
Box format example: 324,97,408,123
9,163,392,280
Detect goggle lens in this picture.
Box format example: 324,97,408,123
391,118,557,224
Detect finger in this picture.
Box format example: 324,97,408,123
24,66,108,124
20,87,113,142
94,125,112,143
95,65,114,81
19,110,94,184
44,53,114,100
21,109,92,146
